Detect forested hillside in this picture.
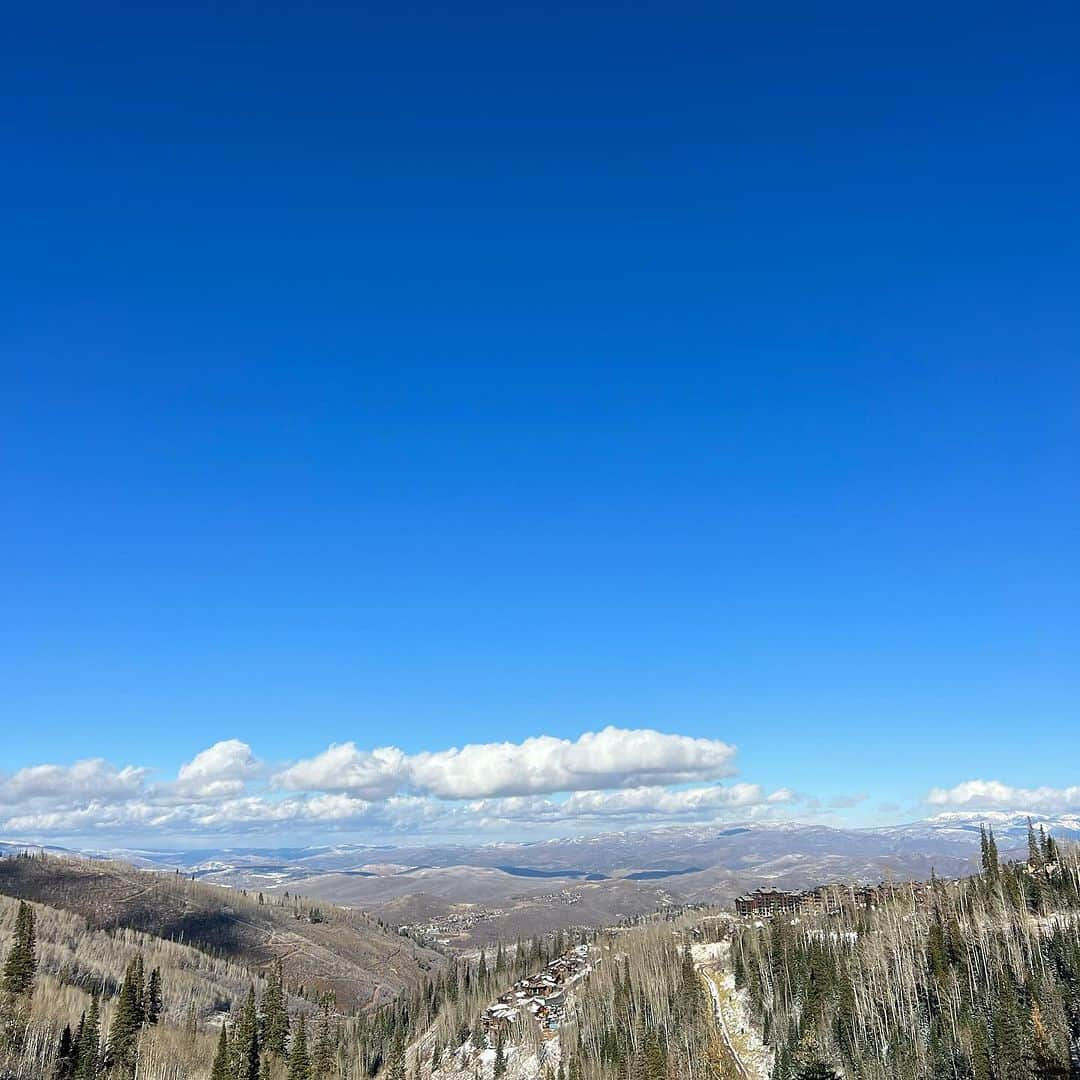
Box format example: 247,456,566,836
732,826,1080,1079
0,851,449,1079
8,830,1080,1080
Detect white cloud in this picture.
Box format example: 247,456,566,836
926,779,1080,813
174,739,260,798
0,728,804,841
463,783,795,829
273,744,407,800
274,727,737,800
0,759,149,807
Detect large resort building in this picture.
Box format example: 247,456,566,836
735,880,933,918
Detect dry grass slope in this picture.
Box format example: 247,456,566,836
0,854,444,1010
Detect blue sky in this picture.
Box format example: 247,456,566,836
1,2,1078,843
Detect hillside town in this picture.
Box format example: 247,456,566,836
401,907,506,944
480,943,593,1035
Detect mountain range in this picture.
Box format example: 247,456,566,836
5,811,1076,947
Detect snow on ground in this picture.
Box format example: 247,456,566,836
434,1037,561,1080
695,940,772,1080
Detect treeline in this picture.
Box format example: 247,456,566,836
732,824,1080,1080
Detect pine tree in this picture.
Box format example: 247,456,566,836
1028,816,1044,867
106,954,146,1073
1042,827,1059,866
493,1032,507,1078
210,1024,232,1080
132,951,146,1023
74,996,100,1080
1,900,37,997
145,967,162,1024
234,985,260,1080
678,943,701,1019
70,1013,86,1079
311,1007,336,1078
261,959,289,1058
472,1014,486,1051
288,1014,312,1080
53,1023,76,1080
643,1029,666,1080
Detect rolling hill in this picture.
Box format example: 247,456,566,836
0,852,443,1010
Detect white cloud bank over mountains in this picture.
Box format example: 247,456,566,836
0,727,781,840
927,779,1080,814
2,727,1065,842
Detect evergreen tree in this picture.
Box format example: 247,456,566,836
288,1014,312,1080
70,1013,86,1079
992,976,1034,1080
106,954,146,1073
472,1014,486,1051
210,1024,232,1080
311,1007,335,1078
1028,817,1043,868
261,959,289,1058
678,943,701,1019
1,900,37,997
493,1032,507,1078
643,1029,666,1080
131,951,146,1023
74,996,100,1080
234,985,260,1080
1042,827,1059,866
53,1023,76,1080
145,967,162,1025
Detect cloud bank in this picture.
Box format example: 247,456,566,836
273,727,737,799
0,727,792,842
926,779,1080,813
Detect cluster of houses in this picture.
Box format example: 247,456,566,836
401,908,505,944
531,888,582,905
735,880,934,918
480,944,592,1035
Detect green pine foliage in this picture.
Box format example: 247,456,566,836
209,1023,231,1080
731,837,1080,1080
233,985,261,1080
105,952,148,1074
312,1004,337,1077
74,995,100,1080
261,958,289,1058
1,901,37,997
288,1013,312,1080
145,966,162,1025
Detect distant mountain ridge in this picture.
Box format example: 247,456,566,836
7,811,1080,881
